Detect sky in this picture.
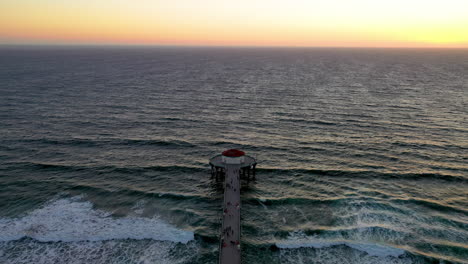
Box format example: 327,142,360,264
1,0,467,48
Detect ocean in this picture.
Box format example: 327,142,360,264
0,46,467,264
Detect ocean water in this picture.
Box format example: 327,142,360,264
0,46,467,264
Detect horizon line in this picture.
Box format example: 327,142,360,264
1,43,468,49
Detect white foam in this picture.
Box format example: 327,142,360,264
276,231,405,257
0,239,199,264
277,245,412,264
0,197,194,243
131,199,147,215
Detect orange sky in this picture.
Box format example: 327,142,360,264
1,0,467,47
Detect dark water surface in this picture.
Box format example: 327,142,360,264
0,46,467,264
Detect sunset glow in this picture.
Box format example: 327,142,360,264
1,0,467,47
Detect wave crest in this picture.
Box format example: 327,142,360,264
276,231,405,258
0,197,194,243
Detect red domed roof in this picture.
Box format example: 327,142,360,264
222,149,245,157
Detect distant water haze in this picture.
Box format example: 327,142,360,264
0,47,467,263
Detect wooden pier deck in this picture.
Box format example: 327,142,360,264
219,165,241,264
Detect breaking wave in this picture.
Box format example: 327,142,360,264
0,196,194,243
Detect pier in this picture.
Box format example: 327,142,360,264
209,149,256,264
209,153,257,180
